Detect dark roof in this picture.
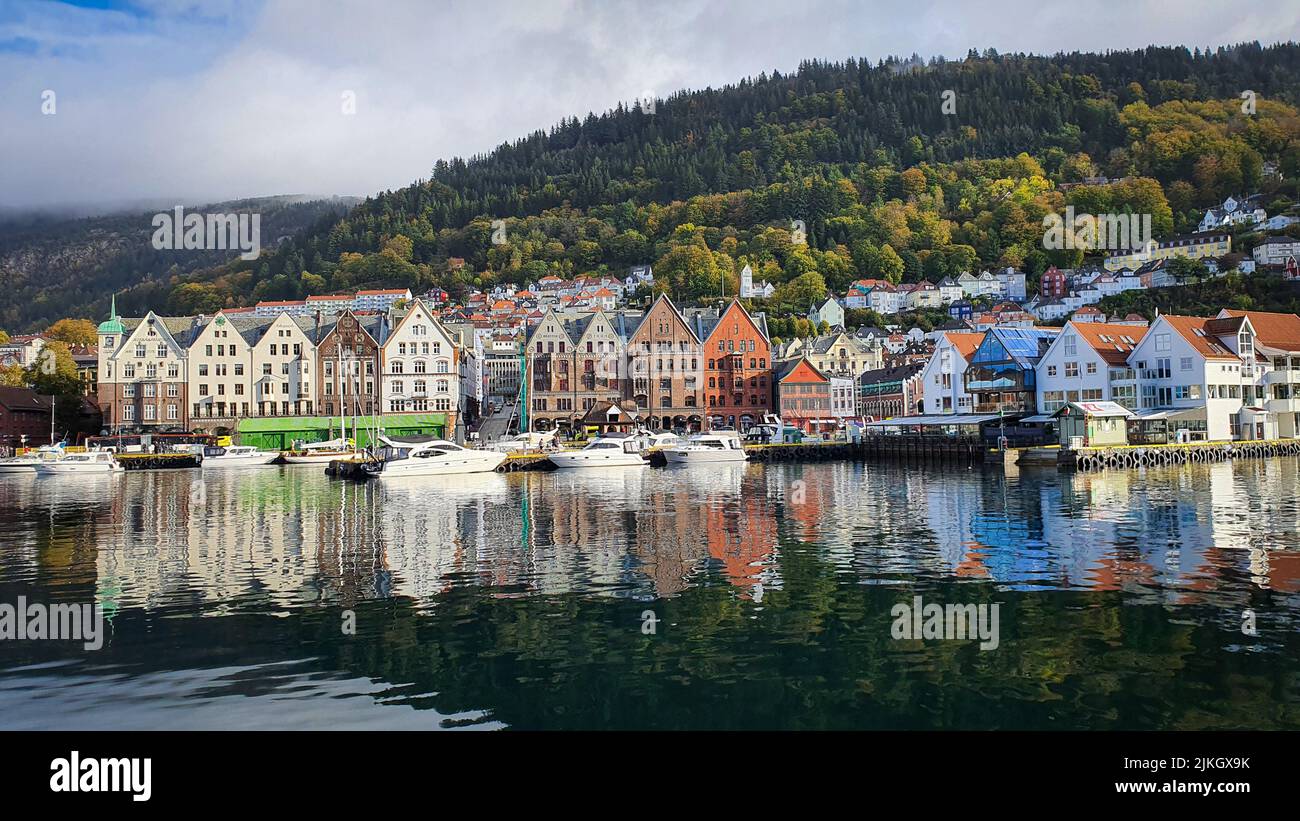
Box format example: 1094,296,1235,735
0,385,53,412
856,362,924,386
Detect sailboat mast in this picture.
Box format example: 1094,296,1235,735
338,344,345,444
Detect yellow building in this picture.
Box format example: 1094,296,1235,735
1104,232,1231,272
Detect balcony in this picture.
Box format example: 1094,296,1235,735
1265,367,1300,385
1266,397,1300,414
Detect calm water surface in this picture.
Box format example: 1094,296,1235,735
1,457,1299,730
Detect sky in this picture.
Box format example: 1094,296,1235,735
2,0,1299,212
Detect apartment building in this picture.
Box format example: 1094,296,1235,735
921,332,984,415
1035,321,1145,414
97,306,191,431
687,300,773,429
380,300,459,418
317,309,384,419
1104,232,1232,272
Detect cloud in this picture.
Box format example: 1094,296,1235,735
2,0,1298,210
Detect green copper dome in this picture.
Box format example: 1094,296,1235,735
97,294,124,335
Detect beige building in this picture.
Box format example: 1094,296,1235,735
782,331,884,381
187,312,254,426
250,313,320,418
97,307,190,430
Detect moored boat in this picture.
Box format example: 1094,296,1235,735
35,450,123,474
201,445,279,467
363,436,506,478
282,438,359,465
662,431,748,464
548,432,650,468
0,444,65,473
484,430,558,453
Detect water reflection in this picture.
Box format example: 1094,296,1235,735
1,456,1299,729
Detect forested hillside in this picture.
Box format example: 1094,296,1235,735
0,196,358,331
7,42,1300,331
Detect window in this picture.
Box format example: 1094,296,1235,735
1180,357,1193,371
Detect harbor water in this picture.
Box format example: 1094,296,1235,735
1,457,1298,730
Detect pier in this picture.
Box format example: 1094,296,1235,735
1056,439,1300,471
116,453,201,470
320,435,1300,479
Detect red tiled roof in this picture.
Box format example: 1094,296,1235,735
944,332,984,360
1069,321,1147,366
1222,310,1300,352
1161,315,1237,360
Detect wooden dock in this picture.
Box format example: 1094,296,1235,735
116,453,201,470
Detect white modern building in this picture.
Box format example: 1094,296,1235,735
921,332,984,415
1035,321,1145,414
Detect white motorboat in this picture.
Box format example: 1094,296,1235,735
282,438,359,465
642,430,681,450
201,445,280,467
35,450,123,474
662,432,748,464
363,436,507,478
548,432,650,468
0,444,65,473
484,430,558,454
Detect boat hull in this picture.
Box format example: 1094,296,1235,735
202,453,280,467
371,452,507,478
548,451,646,468
662,449,748,464
0,461,40,473
35,463,121,474
282,451,358,465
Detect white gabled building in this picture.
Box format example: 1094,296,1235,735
1217,309,1300,438
250,313,318,418
921,331,984,415
868,283,902,315
187,311,252,425
1125,314,1268,442
1035,321,1144,415
380,299,460,418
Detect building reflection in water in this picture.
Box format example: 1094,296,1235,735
0,456,1298,617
